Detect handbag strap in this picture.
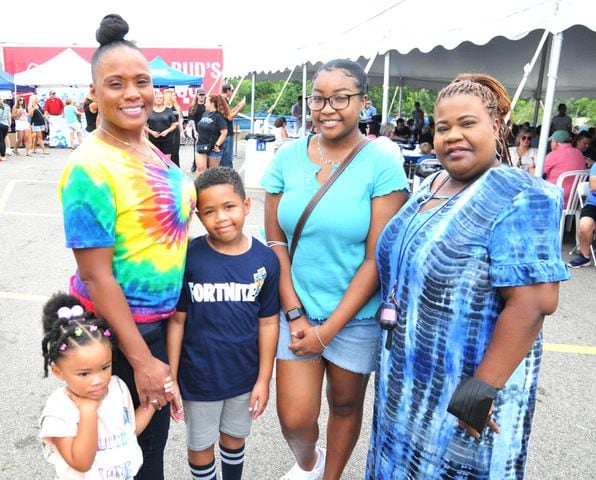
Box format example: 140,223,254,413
289,137,369,261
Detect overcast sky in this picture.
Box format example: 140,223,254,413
1,1,398,48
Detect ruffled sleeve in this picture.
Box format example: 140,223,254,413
371,139,410,198
489,184,569,286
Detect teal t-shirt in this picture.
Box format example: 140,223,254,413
261,136,409,320
64,104,79,124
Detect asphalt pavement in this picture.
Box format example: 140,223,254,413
0,141,594,479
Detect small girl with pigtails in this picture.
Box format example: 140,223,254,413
40,292,174,479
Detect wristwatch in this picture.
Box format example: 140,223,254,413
285,307,305,322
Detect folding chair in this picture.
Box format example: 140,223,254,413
556,169,589,242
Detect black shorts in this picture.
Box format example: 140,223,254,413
580,203,596,221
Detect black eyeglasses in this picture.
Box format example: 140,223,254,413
306,93,363,111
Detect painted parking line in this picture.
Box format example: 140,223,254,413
0,180,16,214
544,343,596,355
0,291,49,302
1,212,61,217
0,179,59,215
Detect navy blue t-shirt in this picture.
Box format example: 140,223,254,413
176,235,280,401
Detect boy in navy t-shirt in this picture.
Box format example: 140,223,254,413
167,167,280,480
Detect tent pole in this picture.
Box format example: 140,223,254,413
250,72,256,134
265,67,296,125
382,52,390,124
398,78,404,117
506,30,549,122
532,38,550,127
364,54,377,75
388,83,400,120
302,63,307,136
228,75,246,102
535,31,563,178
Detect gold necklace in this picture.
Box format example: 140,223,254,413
98,127,156,160
317,135,342,166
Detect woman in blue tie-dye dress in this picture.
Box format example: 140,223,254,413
367,74,569,479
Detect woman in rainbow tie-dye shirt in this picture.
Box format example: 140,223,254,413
58,14,195,480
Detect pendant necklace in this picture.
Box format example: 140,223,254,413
377,173,473,350
317,135,342,166
98,127,158,162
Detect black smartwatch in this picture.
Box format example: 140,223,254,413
285,307,305,322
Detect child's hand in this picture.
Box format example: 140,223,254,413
249,381,270,420
167,379,184,423
65,387,105,413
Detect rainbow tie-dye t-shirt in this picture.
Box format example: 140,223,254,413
59,134,196,323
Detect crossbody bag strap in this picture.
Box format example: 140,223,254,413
289,137,369,261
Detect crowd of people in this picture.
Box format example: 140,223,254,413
11,11,587,480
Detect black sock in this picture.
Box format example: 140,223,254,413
220,443,245,480
189,459,216,480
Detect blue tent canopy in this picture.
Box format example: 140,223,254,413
149,56,203,87
0,69,15,90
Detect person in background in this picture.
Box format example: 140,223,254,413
168,167,280,480
0,99,10,161
551,102,572,133
64,99,83,149
367,72,568,479
195,94,229,173
44,90,65,119
83,86,99,133
419,141,434,156
28,95,49,155
540,129,586,204
418,125,434,146
262,58,408,480
379,123,403,145
12,95,32,156
572,130,592,154
188,88,207,172
394,117,411,142
272,116,289,150
508,127,537,169
411,101,425,140
221,83,246,168
164,89,185,167
58,14,196,480
359,99,376,134
567,161,596,268
188,88,207,128
291,96,304,135
146,90,178,160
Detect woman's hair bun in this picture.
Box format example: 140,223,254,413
96,14,129,46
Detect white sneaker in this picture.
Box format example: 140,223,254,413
280,446,326,480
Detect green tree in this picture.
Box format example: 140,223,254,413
230,79,596,128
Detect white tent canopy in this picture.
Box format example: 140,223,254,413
225,0,595,175
14,48,91,87
226,0,596,99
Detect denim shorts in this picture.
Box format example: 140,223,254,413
277,315,381,374
183,392,253,451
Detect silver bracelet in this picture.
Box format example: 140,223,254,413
314,326,327,349
266,240,288,248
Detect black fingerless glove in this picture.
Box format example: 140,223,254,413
447,377,499,434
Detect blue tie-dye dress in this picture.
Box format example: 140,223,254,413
367,166,569,480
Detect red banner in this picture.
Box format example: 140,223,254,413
3,46,224,112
